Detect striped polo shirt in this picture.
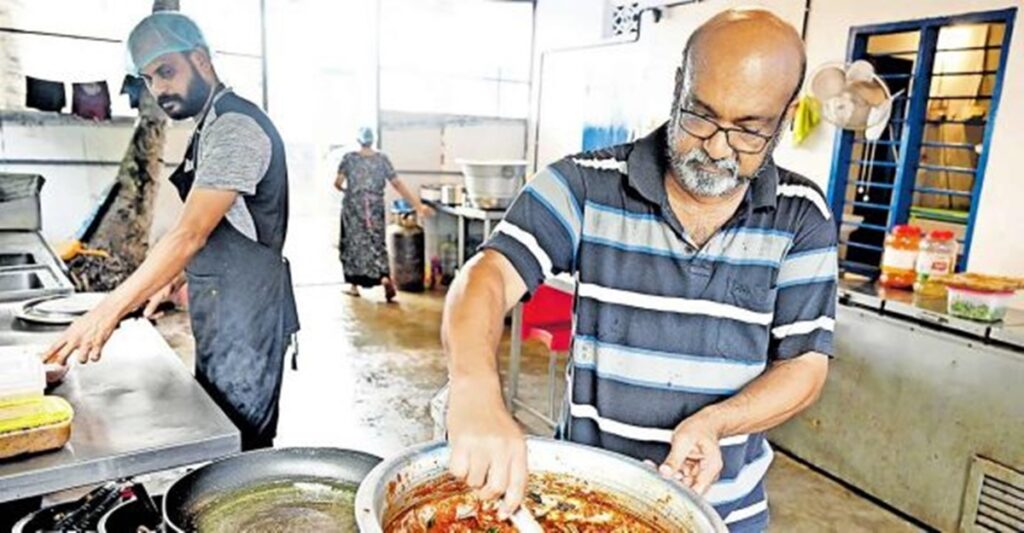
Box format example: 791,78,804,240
483,124,838,531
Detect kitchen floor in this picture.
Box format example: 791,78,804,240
154,190,921,532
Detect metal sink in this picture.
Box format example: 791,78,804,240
0,233,73,302
0,174,71,302
0,271,45,291
0,265,63,302
0,253,37,267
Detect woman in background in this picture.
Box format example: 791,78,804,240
335,127,433,301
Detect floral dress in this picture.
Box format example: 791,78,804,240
338,151,397,287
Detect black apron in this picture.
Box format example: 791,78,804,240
170,91,299,449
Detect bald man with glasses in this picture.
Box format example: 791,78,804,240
441,8,838,531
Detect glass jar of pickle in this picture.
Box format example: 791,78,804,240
879,224,921,289
914,230,957,297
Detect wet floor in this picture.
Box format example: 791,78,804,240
153,189,920,532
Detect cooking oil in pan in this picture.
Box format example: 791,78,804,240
188,477,358,532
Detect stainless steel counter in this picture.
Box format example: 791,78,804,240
989,323,1024,349
838,278,1024,348
0,306,239,502
773,278,1024,531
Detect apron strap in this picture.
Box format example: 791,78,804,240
290,333,300,371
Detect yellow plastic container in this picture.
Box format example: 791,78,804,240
0,395,74,434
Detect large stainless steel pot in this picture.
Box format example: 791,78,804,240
458,160,526,209
355,437,728,532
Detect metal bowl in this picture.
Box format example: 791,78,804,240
355,437,727,532
458,160,527,210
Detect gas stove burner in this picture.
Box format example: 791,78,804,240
13,482,162,533
99,494,164,533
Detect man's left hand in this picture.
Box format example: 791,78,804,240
659,413,725,495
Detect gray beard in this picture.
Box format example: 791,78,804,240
666,121,781,198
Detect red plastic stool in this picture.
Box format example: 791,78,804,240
508,282,574,429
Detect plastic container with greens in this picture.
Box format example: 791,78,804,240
947,286,1013,322
931,272,1024,323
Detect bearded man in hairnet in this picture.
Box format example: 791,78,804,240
45,12,299,451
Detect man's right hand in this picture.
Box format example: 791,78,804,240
446,378,528,519
43,299,123,366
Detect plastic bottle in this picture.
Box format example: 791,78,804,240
914,230,958,297
879,224,921,289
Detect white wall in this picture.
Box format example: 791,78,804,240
377,111,528,207
532,0,807,168
531,0,1023,276
0,114,194,243
379,0,533,118
0,0,265,245
527,0,606,168
0,0,264,114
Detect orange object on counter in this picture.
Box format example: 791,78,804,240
879,224,922,289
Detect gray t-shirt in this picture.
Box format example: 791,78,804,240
193,91,272,241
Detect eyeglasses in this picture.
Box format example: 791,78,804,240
675,108,780,154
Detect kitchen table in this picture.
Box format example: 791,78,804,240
423,200,507,267
0,304,239,502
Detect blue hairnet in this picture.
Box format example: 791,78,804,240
357,127,375,145
126,12,208,75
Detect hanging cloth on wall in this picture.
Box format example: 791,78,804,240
120,75,147,110
25,77,66,112
790,94,821,146
72,81,111,120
